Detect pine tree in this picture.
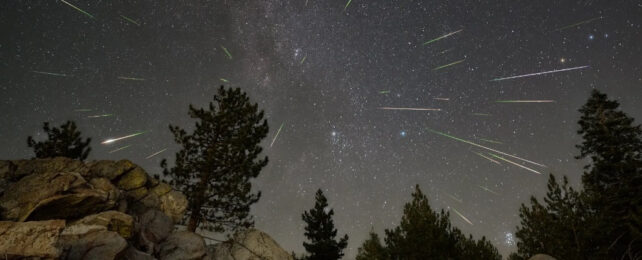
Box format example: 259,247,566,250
383,185,500,260
161,86,269,233
513,174,589,259
576,89,642,258
27,121,91,161
356,231,386,260
301,189,349,260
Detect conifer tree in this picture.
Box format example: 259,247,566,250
27,120,91,160
356,231,386,260
301,189,349,260
161,86,269,232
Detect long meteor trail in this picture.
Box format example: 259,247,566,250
473,152,501,165
101,131,146,145
118,76,145,81
109,145,131,154
491,65,589,81
487,153,542,175
433,59,465,71
426,128,546,168
379,107,441,111
60,0,94,19
120,15,140,26
450,206,473,225
87,114,114,118
221,46,232,60
477,185,500,195
270,122,284,147
554,16,603,32
146,148,167,159
33,71,68,77
423,29,463,46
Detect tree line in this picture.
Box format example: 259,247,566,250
19,87,642,259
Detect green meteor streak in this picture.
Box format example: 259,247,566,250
146,148,167,159
433,59,464,71
426,128,546,168
220,78,229,83
120,15,140,26
379,90,390,94
477,185,500,195
221,45,233,60
87,114,114,118
423,29,462,46
33,71,68,77
478,138,503,144
487,153,542,175
60,0,94,19
344,0,353,11
300,55,307,64
109,145,131,154
553,16,603,32
118,76,145,81
270,122,285,147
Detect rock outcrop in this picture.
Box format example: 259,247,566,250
0,157,190,259
211,229,294,260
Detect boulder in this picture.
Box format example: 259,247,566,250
61,229,128,260
72,210,134,239
122,246,156,260
87,159,136,180
118,167,148,191
127,186,150,201
150,182,172,197
0,220,65,258
159,190,188,223
90,177,121,201
529,254,557,260
10,157,89,179
0,171,87,221
158,231,207,260
136,209,174,253
23,190,115,221
211,229,293,260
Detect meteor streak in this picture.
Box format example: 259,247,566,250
270,122,284,147
490,65,589,81
379,90,390,94
433,59,465,71
450,206,473,225
473,152,501,165
146,148,167,159
426,128,546,168
33,71,68,77
87,114,114,118
478,138,503,145
379,107,441,111
221,46,232,60
423,29,463,46
118,76,145,81
496,100,555,103
553,16,603,32
61,0,94,19
487,153,542,174
477,185,500,195
444,192,463,203
300,55,307,64
433,97,450,101
120,15,140,26
109,145,131,154
101,131,146,145
471,113,491,116
344,0,352,11
220,78,229,83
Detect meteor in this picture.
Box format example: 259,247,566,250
496,100,555,103
478,138,503,145
487,153,542,175
61,0,94,19
553,16,603,32
270,122,284,147
471,113,491,116
146,148,167,159
379,107,441,111
344,0,352,11
221,46,233,60
450,206,473,225
101,131,146,145
379,90,390,94
473,152,501,165
490,65,589,81
426,128,546,168
444,192,463,203
300,55,307,64
433,97,450,101
33,71,68,77
433,59,465,71
109,145,131,154
477,185,500,195
121,15,140,26
220,78,229,83
118,76,145,81
87,114,114,118
423,29,463,46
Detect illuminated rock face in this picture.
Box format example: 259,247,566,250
211,228,294,260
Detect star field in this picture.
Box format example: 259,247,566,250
1,1,641,258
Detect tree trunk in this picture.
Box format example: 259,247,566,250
187,172,209,232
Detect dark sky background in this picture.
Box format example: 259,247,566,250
1,0,641,257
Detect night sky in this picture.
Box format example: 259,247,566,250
1,0,641,257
